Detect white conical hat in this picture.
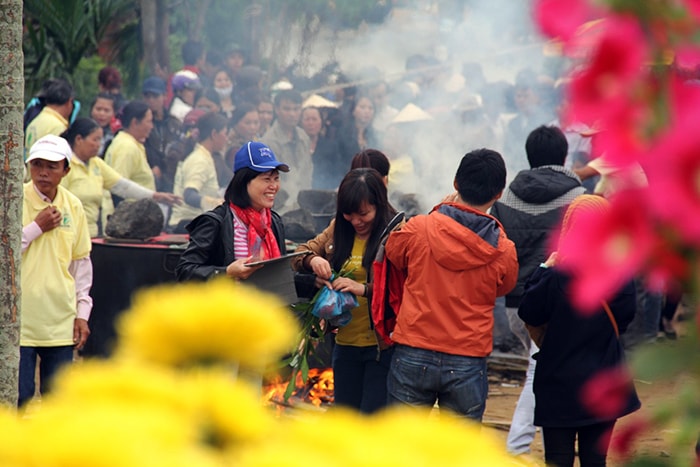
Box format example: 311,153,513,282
302,94,339,108
391,103,433,123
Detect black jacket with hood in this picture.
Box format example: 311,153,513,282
490,166,585,307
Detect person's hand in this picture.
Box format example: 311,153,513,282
153,192,183,206
331,276,364,296
34,205,62,232
73,318,90,350
544,251,558,267
226,256,263,280
309,256,333,288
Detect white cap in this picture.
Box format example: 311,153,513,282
26,134,72,165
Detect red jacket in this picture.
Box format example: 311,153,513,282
385,203,518,357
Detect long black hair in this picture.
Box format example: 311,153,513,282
61,117,100,148
332,168,396,273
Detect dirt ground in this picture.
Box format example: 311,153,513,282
484,356,695,466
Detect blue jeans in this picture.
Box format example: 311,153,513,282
388,344,488,421
332,343,393,414
19,346,74,407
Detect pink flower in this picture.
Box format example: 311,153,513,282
533,0,601,43
567,15,649,126
558,190,655,312
579,366,636,419
682,0,700,22
645,79,700,243
609,417,650,459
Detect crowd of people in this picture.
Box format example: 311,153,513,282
19,37,690,467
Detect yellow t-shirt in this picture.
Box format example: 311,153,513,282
21,183,91,346
61,155,123,237
25,107,69,155
169,144,221,227
104,131,155,190
335,237,376,347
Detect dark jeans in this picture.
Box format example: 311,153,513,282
19,346,74,407
542,421,615,467
332,343,393,414
388,344,488,421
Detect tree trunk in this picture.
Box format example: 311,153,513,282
0,0,24,408
156,0,170,74
140,0,158,75
191,0,211,41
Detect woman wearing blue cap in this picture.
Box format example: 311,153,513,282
175,141,289,281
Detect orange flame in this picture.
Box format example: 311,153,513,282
263,368,334,412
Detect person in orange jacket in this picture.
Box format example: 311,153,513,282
385,148,518,421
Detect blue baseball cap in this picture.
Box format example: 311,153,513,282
233,142,290,173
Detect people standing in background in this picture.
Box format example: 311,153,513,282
169,70,202,124
97,66,127,113
61,118,181,237
104,101,156,206
302,106,341,190
257,96,274,137
518,195,640,467
25,78,75,152
292,168,398,414
142,76,182,193
168,112,228,233
89,93,118,156
261,89,311,211
337,93,378,168
212,68,236,118
489,125,586,455
225,103,261,181
224,44,246,82
19,135,92,407
385,148,518,422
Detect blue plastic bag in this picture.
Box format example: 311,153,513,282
310,282,359,327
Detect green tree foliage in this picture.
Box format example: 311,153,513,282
23,0,134,99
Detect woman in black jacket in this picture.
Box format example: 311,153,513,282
518,195,640,467
176,141,288,281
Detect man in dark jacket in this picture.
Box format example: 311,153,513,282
490,124,586,454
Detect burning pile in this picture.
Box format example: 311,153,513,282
263,368,334,411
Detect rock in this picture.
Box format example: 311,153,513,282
105,199,164,240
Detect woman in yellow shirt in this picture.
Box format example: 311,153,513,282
61,118,180,237
292,168,397,413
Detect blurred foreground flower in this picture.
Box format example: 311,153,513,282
116,279,298,370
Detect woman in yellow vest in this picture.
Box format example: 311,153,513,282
61,118,181,237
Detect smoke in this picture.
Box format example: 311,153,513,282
264,1,560,210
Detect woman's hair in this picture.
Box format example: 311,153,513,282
350,148,390,178
229,102,258,128
196,112,227,142
224,167,259,208
120,100,150,128
332,168,396,272
61,117,100,147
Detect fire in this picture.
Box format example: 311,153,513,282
263,368,334,412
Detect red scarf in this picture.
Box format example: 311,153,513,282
231,202,281,260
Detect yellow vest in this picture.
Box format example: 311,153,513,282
21,183,91,346
62,155,122,237
104,131,155,190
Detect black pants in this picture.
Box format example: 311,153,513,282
542,421,615,467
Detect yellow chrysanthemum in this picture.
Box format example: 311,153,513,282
47,359,195,413
183,367,276,448
116,279,299,370
232,406,524,466
10,403,221,467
